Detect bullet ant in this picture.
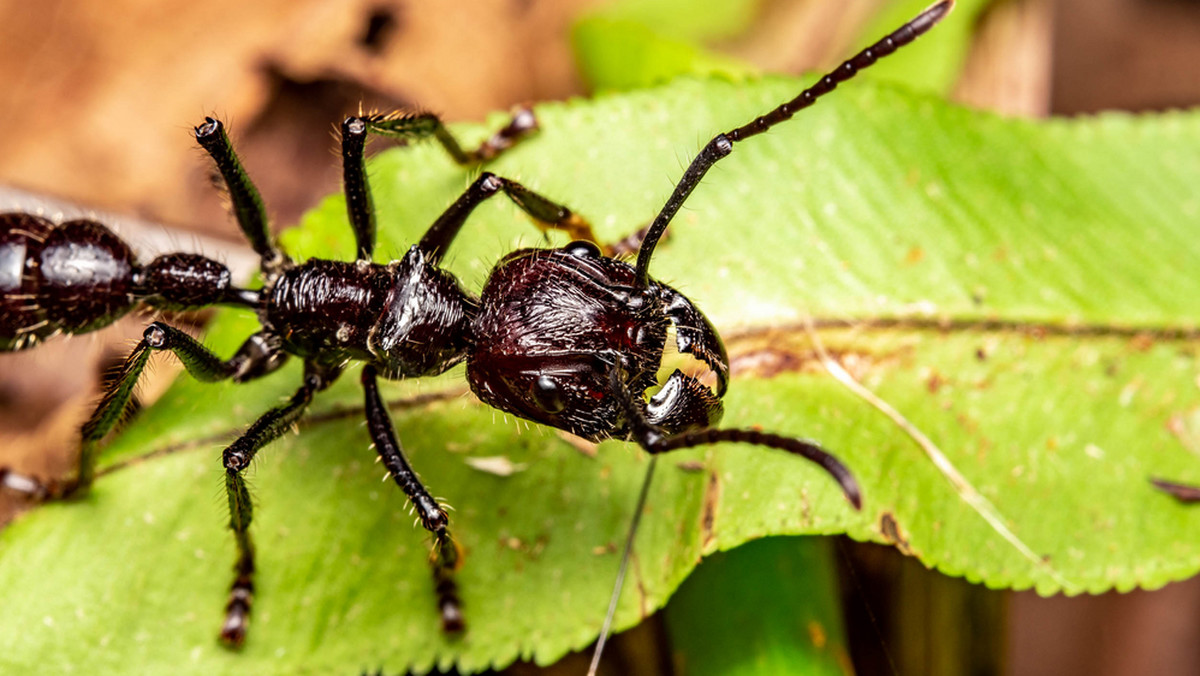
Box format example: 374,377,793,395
0,0,952,655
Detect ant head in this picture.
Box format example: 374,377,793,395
467,242,728,441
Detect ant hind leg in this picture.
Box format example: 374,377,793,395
0,323,288,502
194,118,290,275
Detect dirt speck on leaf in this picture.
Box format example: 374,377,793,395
807,620,828,649
1130,333,1155,352
879,512,914,556
701,471,722,553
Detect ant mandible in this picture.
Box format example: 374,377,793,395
0,1,951,647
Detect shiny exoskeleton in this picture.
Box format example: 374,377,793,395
0,2,952,649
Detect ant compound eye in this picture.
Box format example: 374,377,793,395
532,375,566,413
563,240,601,258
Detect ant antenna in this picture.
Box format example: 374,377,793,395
585,1,954,668
656,429,861,508
633,0,955,287
586,455,659,676
588,374,863,673
585,438,859,674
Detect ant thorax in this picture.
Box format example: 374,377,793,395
262,246,473,377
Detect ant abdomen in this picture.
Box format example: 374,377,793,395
1,213,56,349
0,212,236,351
1,214,137,350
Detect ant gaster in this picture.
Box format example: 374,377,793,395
0,2,952,648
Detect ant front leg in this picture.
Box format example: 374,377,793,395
340,109,538,262
361,365,464,632
418,172,608,264
0,323,287,502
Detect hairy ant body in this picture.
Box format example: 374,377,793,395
0,1,951,650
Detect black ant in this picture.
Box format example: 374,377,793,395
0,1,951,651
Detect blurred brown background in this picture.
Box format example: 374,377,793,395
1,0,1198,674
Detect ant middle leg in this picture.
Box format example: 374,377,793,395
356,108,537,167
0,323,288,502
361,365,464,632
340,109,537,262
218,360,339,646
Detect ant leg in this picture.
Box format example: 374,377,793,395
603,224,654,259
341,117,378,261
361,365,464,632
357,108,537,166
418,172,604,264
633,1,953,285
340,109,539,262
219,362,336,646
194,118,290,275
0,323,287,502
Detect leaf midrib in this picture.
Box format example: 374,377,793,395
90,313,1198,483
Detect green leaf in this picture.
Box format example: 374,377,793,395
571,0,761,93
2,76,1200,674
854,0,994,94
666,537,850,675
573,0,989,95
582,0,761,43
570,0,758,92
573,17,755,92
